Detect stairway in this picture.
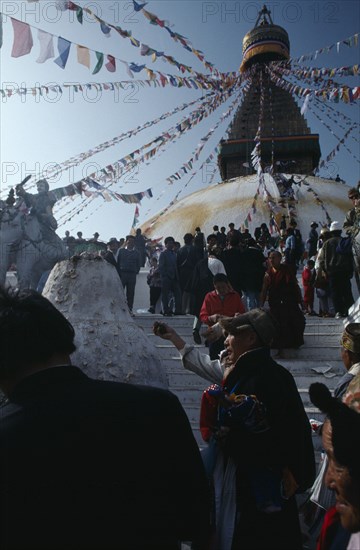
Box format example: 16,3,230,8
134,313,346,448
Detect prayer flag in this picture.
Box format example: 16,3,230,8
100,22,111,36
11,18,33,58
76,6,83,23
105,55,116,72
54,36,71,68
129,62,145,73
36,29,54,63
93,52,104,75
77,45,90,68
132,205,140,228
133,1,147,11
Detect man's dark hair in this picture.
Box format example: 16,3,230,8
0,287,76,379
164,236,175,245
213,273,228,285
206,233,217,243
229,234,240,247
183,233,193,244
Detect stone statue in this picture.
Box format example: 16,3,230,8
15,179,58,241
0,178,67,289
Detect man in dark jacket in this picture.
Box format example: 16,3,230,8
104,237,121,276
155,309,315,550
239,239,266,309
320,221,354,318
0,288,209,550
221,234,243,295
118,234,141,313
177,233,199,314
307,222,319,259
159,236,182,315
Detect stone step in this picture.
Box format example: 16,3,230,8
137,314,344,330
166,368,344,390
154,342,342,361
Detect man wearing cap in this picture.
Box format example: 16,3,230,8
319,221,354,318
154,309,315,550
104,238,121,277
307,222,319,259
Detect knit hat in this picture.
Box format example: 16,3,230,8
220,309,278,346
309,383,360,477
329,221,341,232
341,323,360,354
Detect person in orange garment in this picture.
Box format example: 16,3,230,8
200,273,245,359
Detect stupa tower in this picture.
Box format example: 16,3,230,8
218,5,321,180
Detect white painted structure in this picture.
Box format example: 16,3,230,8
142,174,350,241
43,257,168,389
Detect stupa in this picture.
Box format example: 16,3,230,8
219,5,321,180
141,6,350,240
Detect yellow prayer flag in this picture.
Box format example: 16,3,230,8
77,45,90,69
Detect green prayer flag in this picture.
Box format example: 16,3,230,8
76,7,83,24
93,52,104,75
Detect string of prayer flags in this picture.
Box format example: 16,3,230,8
311,99,360,144
273,62,359,80
50,86,234,222
283,33,359,64
3,13,236,90
50,0,213,79
143,89,244,228
303,180,332,225
133,0,221,76
267,66,360,104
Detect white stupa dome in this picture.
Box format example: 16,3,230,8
142,174,350,240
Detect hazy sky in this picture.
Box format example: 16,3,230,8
1,0,359,241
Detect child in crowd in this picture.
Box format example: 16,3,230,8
147,257,161,314
302,259,316,315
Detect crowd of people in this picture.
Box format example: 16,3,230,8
108,205,356,350
62,190,360,346
0,185,359,549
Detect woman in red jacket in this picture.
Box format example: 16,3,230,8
200,273,245,359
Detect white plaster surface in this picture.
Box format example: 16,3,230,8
142,174,350,241
43,257,168,389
